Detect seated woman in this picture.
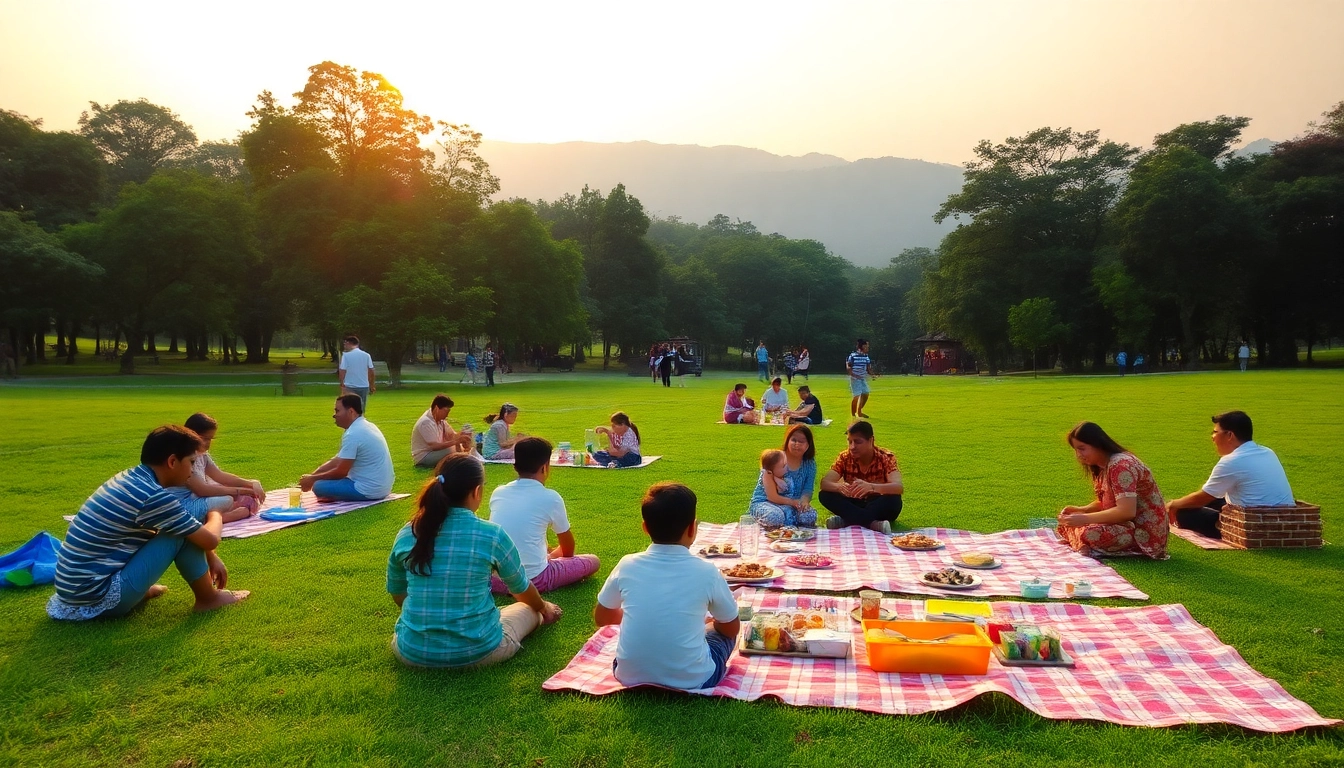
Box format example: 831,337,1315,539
593,411,642,468
761,377,789,415
1058,422,1169,559
723,383,759,424
481,403,525,460
386,454,562,668
168,413,265,523
747,424,818,528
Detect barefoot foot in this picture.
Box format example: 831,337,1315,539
145,584,169,601
193,589,250,612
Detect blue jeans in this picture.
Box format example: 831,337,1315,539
105,533,209,616
312,478,374,501
165,487,233,522
757,362,768,380
345,386,369,413
592,451,642,468
701,630,735,688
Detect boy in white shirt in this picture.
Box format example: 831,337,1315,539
489,438,599,593
594,482,740,690
1166,410,1295,538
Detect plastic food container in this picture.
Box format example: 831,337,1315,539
1020,579,1051,598
802,629,851,657
861,620,992,675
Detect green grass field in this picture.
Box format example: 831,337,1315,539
1,370,1341,767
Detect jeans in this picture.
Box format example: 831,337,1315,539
1175,499,1225,539
1240,358,1249,372
612,629,735,689
592,451,642,468
105,533,210,616
819,490,903,526
485,366,495,386
165,487,234,521
757,362,768,380
312,478,375,501
345,386,369,413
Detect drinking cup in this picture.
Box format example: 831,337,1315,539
288,488,302,509
859,589,882,620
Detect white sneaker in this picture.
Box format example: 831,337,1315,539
869,520,892,534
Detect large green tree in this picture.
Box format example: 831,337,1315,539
855,247,937,367
0,110,104,229
77,99,198,191
0,212,102,368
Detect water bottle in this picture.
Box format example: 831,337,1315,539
738,514,760,560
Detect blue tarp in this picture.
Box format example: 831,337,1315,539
0,531,61,587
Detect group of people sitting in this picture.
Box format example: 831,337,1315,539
723,380,824,425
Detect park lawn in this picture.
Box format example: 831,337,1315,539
0,370,1341,767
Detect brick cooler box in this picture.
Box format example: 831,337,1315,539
1220,501,1323,549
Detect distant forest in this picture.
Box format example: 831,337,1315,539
2,60,1341,376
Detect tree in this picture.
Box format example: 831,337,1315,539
239,91,334,189
1151,115,1252,162
433,122,500,205
856,248,937,366
1308,100,1344,138
77,99,198,190
340,258,491,385
171,140,250,183
0,110,104,229
1008,297,1066,376
0,212,103,369
292,62,433,182
586,185,666,366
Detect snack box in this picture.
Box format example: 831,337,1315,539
742,611,850,658
861,619,993,676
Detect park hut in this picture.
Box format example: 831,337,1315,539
915,332,971,375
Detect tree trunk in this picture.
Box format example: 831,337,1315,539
169,332,179,353
94,323,102,355
147,333,157,354
1179,307,1200,371
66,321,80,363
55,323,66,357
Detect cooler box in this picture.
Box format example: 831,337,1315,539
861,619,993,675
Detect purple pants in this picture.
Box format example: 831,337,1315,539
491,554,600,594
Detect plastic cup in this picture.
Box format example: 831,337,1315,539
738,515,760,559
859,590,883,620
288,488,302,508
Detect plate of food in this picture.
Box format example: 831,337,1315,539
769,541,804,553
890,532,944,551
849,606,898,622
720,563,779,584
765,526,816,541
950,552,1001,570
784,554,834,570
697,543,740,558
920,567,982,590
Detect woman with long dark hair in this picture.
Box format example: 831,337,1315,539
746,424,818,528
387,454,562,668
1058,422,1169,559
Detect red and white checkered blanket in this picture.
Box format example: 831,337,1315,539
695,524,1148,600
1170,526,1240,550
227,489,409,538
543,590,1339,732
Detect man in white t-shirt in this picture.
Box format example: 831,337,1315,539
1238,341,1251,372
411,394,475,467
1167,410,1295,539
338,335,376,414
488,437,599,593
300,394,395,501
594,482,740,690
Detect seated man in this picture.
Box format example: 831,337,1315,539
819,420,903,533
488,437,600,593
761,377,790,415
787,385,824,425
47,425,248,620
301,394,395,501
411,394,474,468
1166,410,1295,539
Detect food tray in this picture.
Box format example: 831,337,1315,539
992,645,1075,668
739,633,852,659
861,619,992,675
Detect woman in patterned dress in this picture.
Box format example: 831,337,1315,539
1058,422,1169,559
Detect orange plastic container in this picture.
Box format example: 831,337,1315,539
861,619,993,675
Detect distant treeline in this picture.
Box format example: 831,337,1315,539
2,61,1340,376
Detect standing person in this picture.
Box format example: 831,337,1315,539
783,348,797,384
483,343,497,387
649,344,660,384
593,482,740,690
795,346,810,380
437,344,449,373
1238,340,1251,372
755,341,769,382
658,345,674,387
300,394,395,501
593,411,643,468
47,425,249,620
338,335,376,414
722,383,760,424
481,403,525,460
1058,422,1168,559
819,420,902,533
786,385,824,425
462,348,479,384
847,338,873,419
170,413,265,524
1165,411,1295,539
488,437,601,594
411,394,476,468
1116,350,1128,377
386,454,562,669
673,345,691,388
1133,353,1146,374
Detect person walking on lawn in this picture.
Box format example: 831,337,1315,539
847,338,873,418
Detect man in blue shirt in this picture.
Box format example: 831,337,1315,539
847,338,873,418
755,341,769,382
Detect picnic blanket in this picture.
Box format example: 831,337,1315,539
483,452,662,469
66,490,410,540
717,419,833,427
694,523,1148,600
543,590,1340,732
1170,525,1240,551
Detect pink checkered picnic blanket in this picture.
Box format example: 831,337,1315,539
696,524,1148,600
543,590,1340,732
1170,526,1240,550
226,489,409,538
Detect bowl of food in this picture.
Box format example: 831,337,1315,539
765,526,816,541
784,554,834,569
720,563,778,583
891,532,944,551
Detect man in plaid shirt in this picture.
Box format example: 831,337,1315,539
819,420,903,533
483,344,497,387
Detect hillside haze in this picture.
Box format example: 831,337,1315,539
480,140,965,267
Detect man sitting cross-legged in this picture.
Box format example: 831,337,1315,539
489,437,600,593
300,394,395,502
48,425,249,620
819,420,904,534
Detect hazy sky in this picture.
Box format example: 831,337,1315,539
3,0,1341,165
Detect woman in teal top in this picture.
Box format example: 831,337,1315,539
387,454,562,668
747,424,818,528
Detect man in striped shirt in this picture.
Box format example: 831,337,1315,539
47,425,249,620
847,338,873,418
